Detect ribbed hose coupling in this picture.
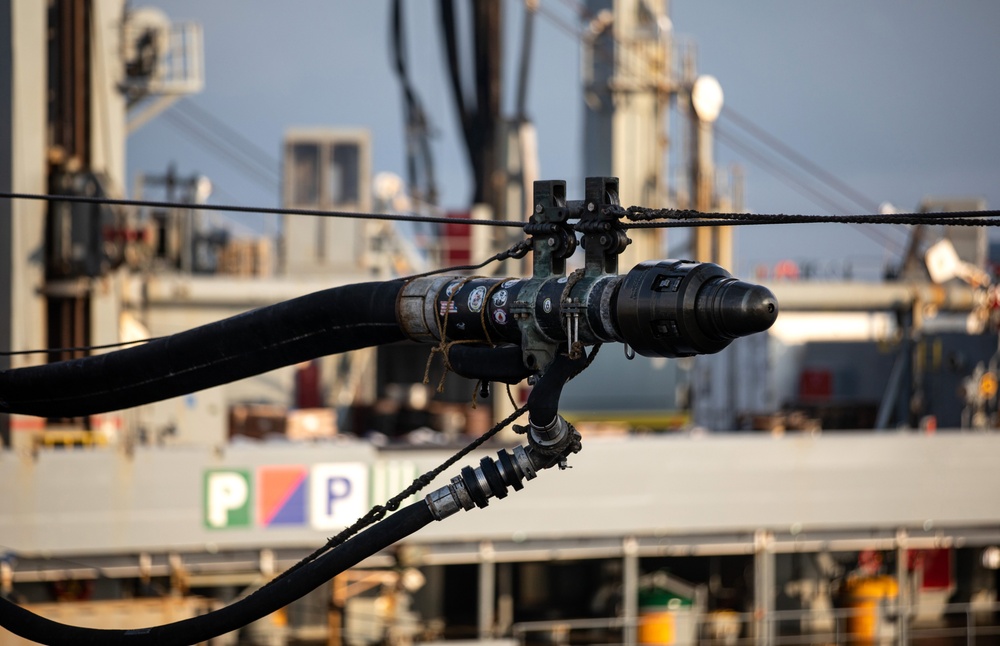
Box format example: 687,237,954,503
424,446,538,521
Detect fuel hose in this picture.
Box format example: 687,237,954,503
0,280,406,418
0,261,777,418
0,501,434,645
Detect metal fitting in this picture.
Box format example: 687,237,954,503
424,445,538,521
528,414,568,449
398,276,453,343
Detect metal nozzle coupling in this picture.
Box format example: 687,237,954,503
425,446,538,521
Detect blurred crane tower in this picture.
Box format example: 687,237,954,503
0,0,203,446
582,0,737,268
583,0,674,269
581,0,756,431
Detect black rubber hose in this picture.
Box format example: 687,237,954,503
0,280,406,418
526,352,587,428
0,500,434,646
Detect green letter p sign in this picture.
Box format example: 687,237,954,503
204,469,252,529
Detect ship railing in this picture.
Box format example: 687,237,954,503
511,599,1000,645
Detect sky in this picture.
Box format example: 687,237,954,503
127,1,1000,281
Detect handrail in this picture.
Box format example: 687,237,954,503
510,599,1000,645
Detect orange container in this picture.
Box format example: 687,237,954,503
843,576,898,644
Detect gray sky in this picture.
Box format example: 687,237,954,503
127,1,1000,279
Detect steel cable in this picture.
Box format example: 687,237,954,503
4,191,999,228
0,191,526,227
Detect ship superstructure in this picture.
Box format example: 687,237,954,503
2,2,1000,645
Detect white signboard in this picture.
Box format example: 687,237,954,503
309,463,369,531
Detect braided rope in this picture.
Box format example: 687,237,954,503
261,403,529,589
622,205,1000,228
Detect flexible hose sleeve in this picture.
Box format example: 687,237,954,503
0,501,434,646
0,280,406,418
526,353,587,428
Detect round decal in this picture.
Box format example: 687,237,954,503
492,290,508,308
493,309,508,325
468,285,487,312
557,276,569,284
501,279,520,289
445,281,462,297
542,297,552,314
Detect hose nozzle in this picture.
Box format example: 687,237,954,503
695,277,778,339
614,260,779,357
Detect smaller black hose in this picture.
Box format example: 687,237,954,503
526,353,587,428
0,501,434,646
